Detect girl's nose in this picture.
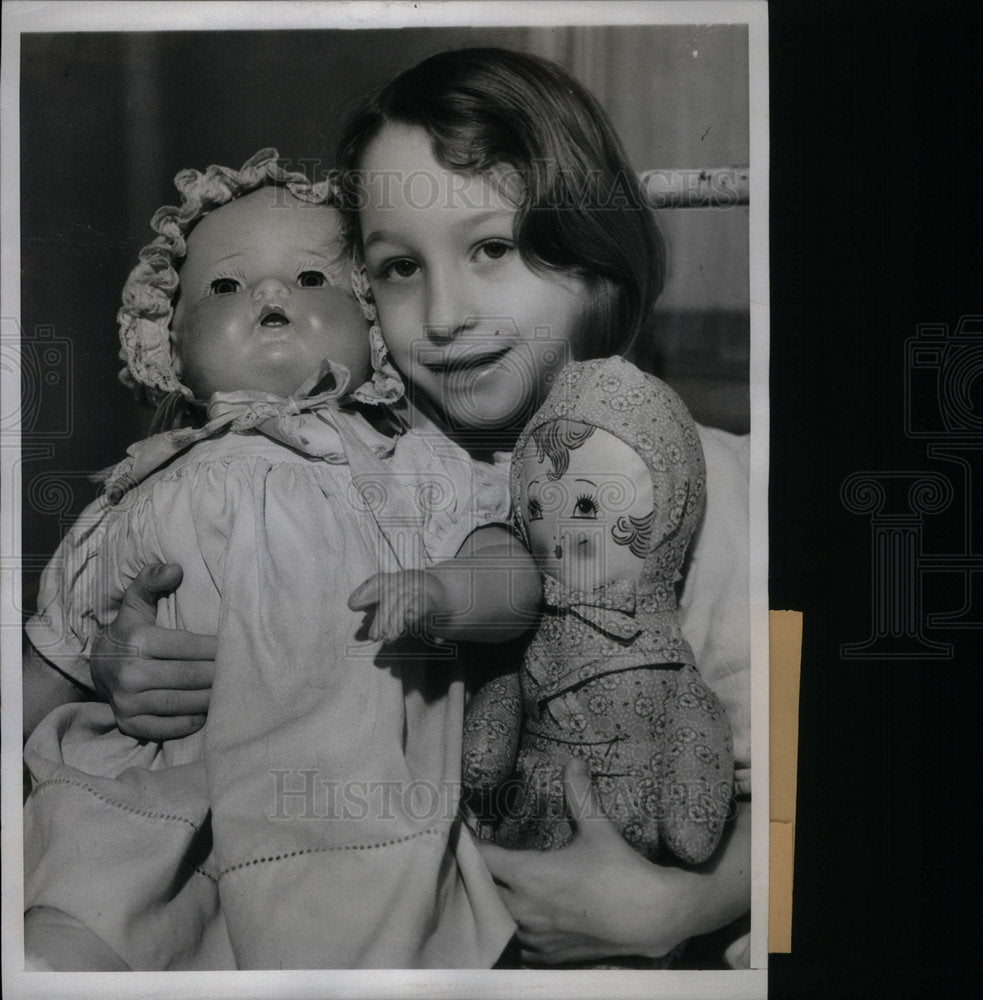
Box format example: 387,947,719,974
424,273,473,341
252,276,290,301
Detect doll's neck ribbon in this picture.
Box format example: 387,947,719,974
102,361,395,503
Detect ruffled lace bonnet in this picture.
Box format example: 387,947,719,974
117,148,403,408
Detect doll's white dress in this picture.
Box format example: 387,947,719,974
24,399,515,970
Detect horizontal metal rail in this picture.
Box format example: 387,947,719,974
639,166,749,208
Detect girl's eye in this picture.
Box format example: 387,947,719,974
298,270,327,288
381,258,420,281
209,277,241,295
527,497,543,522
572,493,599,519
475,239,513,262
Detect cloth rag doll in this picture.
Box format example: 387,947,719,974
463,356,734,867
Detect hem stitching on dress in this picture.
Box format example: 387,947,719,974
32,777,201,830
217,827,444,879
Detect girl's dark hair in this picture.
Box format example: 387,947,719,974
337,47,666,358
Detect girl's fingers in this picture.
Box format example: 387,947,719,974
476,840,518,888
138,659,216,691
133,628,218,662
127,687,211,717
120,714,207,742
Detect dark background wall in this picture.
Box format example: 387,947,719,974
19,25,750,611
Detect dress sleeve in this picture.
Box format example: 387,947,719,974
679,425,751,796
25,494,123,692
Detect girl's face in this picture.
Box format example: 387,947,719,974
358,124,589,436
172,188,369,399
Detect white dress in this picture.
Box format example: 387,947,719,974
24,403,515,970
25,407,749,969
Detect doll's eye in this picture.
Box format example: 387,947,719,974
298,270,327,288
210,277,241,295
527,496,543,522
572,493,599,519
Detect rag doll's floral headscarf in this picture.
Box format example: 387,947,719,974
117,148,403,408
511,355,707,596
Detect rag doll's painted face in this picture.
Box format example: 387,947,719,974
172,187,370,398
520,419,654,592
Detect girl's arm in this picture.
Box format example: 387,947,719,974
478,758,750,964
348,524,542,644
23,643,89,740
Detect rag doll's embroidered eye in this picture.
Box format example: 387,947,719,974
527,496,543,521
298,270,327,288
210,277,241,295
572,493,599,519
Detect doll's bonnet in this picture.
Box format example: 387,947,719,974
117,148,403,408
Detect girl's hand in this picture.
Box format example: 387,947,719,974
478,759,750,965
90,564,217,741
348,570,447,643
478,758,683,964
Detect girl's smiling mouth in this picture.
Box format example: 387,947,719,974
424,345,512,375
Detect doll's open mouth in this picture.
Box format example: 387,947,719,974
259,305,289,328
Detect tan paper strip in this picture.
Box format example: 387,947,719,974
768,610,803,952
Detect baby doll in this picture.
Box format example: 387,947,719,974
463,356,734,868
24,150,513,971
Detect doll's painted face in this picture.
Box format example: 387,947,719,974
172,187,370,399
520,420,654,592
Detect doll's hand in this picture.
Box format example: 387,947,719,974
348,570,449,643
478,758,691,964
91,564,217,741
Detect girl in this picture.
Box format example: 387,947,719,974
336,47,751,966
23,149,526,970
42,47,752,966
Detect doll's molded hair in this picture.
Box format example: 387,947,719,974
118,149,405,408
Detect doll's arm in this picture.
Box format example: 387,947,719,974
479,758,750,965
348,525,542,644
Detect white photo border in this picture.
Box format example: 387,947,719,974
1,3,769,997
